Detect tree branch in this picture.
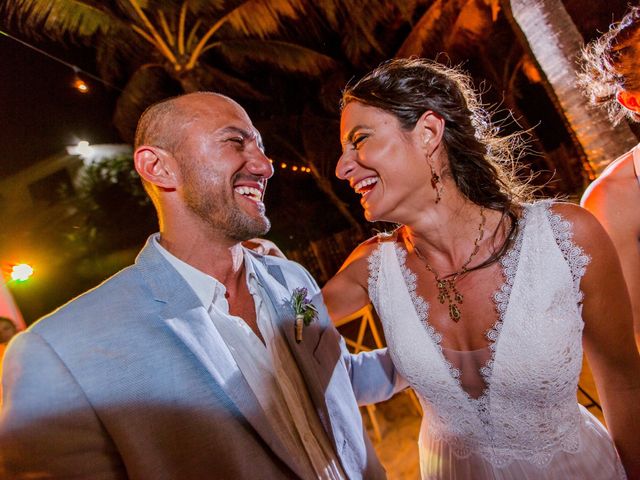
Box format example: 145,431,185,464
178,1,188,55
158,10,175,47
126,0,178,66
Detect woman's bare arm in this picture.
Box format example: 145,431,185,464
322,240,378,322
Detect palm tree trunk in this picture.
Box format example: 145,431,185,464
502,0,637,179
177,68,200,93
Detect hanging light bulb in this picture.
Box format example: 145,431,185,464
72,67,89,93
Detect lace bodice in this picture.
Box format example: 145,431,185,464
368,202,593,469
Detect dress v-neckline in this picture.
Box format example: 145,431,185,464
390,208,529,403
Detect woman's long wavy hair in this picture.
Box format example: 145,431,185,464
341,57,531,219
580,6,640,125
341,58,534,267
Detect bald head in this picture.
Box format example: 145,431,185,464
134,92,238,154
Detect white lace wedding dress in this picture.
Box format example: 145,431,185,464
368,202,626,479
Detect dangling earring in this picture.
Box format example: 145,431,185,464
428,160,443,204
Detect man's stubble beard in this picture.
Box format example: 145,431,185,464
181,165,271,242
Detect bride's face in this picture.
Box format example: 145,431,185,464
337,101,431,223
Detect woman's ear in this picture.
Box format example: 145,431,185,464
617,90,640,114
416,111,445,155
134,146,178,190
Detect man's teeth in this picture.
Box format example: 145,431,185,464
354,177,378,194
234,186,262,201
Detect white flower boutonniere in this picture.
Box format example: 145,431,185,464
290,287,318,343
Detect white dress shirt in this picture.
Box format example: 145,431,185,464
153,235,345,480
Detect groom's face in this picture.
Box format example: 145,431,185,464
173,95,274,241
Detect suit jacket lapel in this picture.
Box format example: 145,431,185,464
135,240,309,478
249,255,337,446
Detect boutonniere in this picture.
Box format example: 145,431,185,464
290,287,318,343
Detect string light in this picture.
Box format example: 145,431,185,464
0,29,122,92
72,68,89,93
275,162,312,173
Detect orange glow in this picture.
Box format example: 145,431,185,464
522,57,542,84
73,77,89,93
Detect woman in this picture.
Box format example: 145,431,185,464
580,6,640,347
322,58,640,479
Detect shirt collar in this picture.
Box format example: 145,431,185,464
152,234,220,308
152,234,260,307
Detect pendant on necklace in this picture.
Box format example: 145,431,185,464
435,278,464,322
449,303,461,322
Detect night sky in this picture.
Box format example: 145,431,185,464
0,32,120,178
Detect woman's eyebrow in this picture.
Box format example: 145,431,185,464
341,125,367,145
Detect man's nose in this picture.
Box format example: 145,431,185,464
248,149,274,179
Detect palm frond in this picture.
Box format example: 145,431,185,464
215,0,305,39
212,39,337,75
113,64,182,143
4,0,119,41
191,63,268,100
305,0,404,63
95,25,150,83
443,0,493,54
185,0,227,14
396,0,449,57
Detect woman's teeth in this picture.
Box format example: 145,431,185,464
354,177,379,195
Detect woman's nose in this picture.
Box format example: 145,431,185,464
335,150,355,180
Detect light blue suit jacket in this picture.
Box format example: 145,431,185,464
0,237,403,479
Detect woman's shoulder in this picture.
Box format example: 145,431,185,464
339,229,402,271
534,201,610,255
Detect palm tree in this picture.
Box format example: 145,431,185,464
3,0,338,141
501,0,637,178
4,0,409,236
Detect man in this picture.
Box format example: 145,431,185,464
580,7,640,346
0,92,404,479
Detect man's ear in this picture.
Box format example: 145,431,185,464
617,90,640,114
416,110,445,155
134,146,177,189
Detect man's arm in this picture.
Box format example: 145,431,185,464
0,331,125,479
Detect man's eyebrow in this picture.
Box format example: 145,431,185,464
218,126,264,150
218,126,250,137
